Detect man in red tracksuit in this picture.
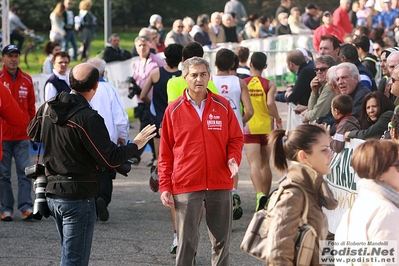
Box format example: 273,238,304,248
0,44,36,221
159,57,243,266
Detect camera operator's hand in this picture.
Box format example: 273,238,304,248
133,124,157,149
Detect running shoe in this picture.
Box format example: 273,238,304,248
232,193,243,220
169,235,178,254
256,194,267,212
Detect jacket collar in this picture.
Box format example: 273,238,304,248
286,161,323,193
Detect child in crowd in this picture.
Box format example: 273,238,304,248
330,94,360,153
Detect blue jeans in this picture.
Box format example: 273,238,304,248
0,140,32,213
62,30,78,61
47,196,97,266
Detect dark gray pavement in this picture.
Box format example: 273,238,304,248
0,103,288,266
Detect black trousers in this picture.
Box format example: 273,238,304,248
10,31,24,51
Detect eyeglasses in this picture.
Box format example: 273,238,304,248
391,161,399,172
314,67,329,72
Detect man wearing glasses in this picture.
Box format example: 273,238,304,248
165,19,188,47
44,51,71,101
294,55,337,123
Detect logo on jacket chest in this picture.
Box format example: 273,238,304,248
207,113,222,131
19,84,28,99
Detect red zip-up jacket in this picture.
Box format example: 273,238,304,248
0,84,28,160
158,90,243,195
0,65,36,141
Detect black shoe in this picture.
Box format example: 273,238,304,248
131,157,140,165
96,197,109,222
146,159,155,167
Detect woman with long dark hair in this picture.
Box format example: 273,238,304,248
345,91,395,140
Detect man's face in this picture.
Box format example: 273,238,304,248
173,21,184,34
155,20,163,30
315,62,330,84
64,0,72,9
286,60,295,73
184,64,210,96
292,10,300,19
391,67,399,97
387,53,399,76
222,16,233,28
373,44,383,58
381,52,389,75
2,52,20,73
322,14,332,25
135,40,150,58
319,40,338,58
54,56,70,75
211,13,222,27
344,0,351,10
309,8,318,16
336,67,358,95
110,36,120,48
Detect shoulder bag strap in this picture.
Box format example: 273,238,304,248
35,103,49,165
288,183,310,224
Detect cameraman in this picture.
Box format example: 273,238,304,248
27,63,156,266
131,35,166,166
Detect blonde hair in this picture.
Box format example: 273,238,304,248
79,0,92,10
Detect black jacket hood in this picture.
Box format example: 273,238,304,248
47,92,89,125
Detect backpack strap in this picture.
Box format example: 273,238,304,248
269,178,310,225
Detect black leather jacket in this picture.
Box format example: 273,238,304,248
28,92,138,198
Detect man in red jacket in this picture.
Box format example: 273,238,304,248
333,0,353,34
159,57,243,265
0,44,36,221
313,11,345,52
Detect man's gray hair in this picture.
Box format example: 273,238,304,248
183,16,195,27
387,51,399,65
149,14,162,25
88,58,106,75
108,33,119,43
326,65,337,83
182,57,210,77
315,55,336,68
335,62,360,82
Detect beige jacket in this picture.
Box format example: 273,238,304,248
208,24,226,44
265,162,338,266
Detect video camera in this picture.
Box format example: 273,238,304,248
126,77,142,99
115,159,134,176
25,164,51,220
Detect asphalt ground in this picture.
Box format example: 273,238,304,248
0,102,288,266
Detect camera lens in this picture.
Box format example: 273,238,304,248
32,176,51,219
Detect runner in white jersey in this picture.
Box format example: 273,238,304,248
213,49,253,220
212,75,245,130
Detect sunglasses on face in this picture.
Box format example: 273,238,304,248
314,67,329,73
